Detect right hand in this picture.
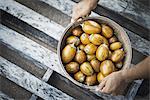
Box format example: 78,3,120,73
71,0,98,23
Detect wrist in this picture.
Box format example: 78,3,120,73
120,69,133,83
85,0,98,10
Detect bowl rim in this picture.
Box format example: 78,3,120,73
57,16,132,90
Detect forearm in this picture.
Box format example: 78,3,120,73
122,56,150,82
82,0,99,10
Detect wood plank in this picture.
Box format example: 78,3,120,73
11,0,150,55
0,41,46,79
0,24,64,75
0,57,73,100
0,90,14,100
0,76,32,100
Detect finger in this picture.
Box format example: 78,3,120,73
101,87,111,94
98,80,106,91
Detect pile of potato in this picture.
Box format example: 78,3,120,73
61,20,125,86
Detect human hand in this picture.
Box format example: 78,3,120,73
71,0,98,23
96,70,130,95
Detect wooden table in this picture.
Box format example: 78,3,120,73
0,0,149,100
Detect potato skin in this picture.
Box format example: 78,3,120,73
90,59,100,72
66,62,79,73
89,34,103,45
84,43,97,54
100,60,115,76
80,33,90,45
72,26,83,36
110,42,122,51
80,62,94,76
109,36,118,44
75,50,86,64
102,24,113,38
78,44,85,50
87,54,96,61
66,36,80,46
62,44,76,63
85,74,97,86
97,72,105,83
82,20,101,34
74,71,85,83
111,49,125,62
115,61,123,69
96,44,109,61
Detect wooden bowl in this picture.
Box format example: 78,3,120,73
57,16,132,90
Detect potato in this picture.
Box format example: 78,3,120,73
110,42,122,51
100,60,115,76
62,44,76,63
87,54,96,61
75,50,86,64
80,62,94,76
109,36,118,43
90,59,100,72
115,61,123,69
74,71,85,83
111,49,125,62
97,72,105,83
80,33,90,45
66,36,80,46
82,20,101,34
108,50,112,59
78,44,85,50
72,26,83,36
66,62,79,73
102,24,113,38
84,43,97,54
89,34,104,45
85,74,97,86
102,36,109,46
96,44,109,61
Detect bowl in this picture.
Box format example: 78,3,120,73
57,16,132,90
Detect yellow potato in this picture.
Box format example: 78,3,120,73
89,34,104,45
72,26,83,36
66,36,80,46
75,50,86,64
110,42,122,51
82,20,101,34
109,36,118,43
74,71,85,83
115,61,123,69
84,43,97,54
102,24,113,38
111,49,125,62
108,50,112,59
62,44,76,63
80,33,90,45
87,54,96,61
100,60,115,76
97,72,105,83
96,44,109,61
66,62,79,73
90,59,100,72
80,62,94,76
78,44,85,50
85,74,97,86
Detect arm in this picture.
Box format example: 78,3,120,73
97,56,150,95
71,0,99,23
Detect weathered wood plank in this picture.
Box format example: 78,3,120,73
0,57,73,100
0,41,46,79
11,0,150,55
0,24,64,75
0,90,14,100
0,76,32,100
